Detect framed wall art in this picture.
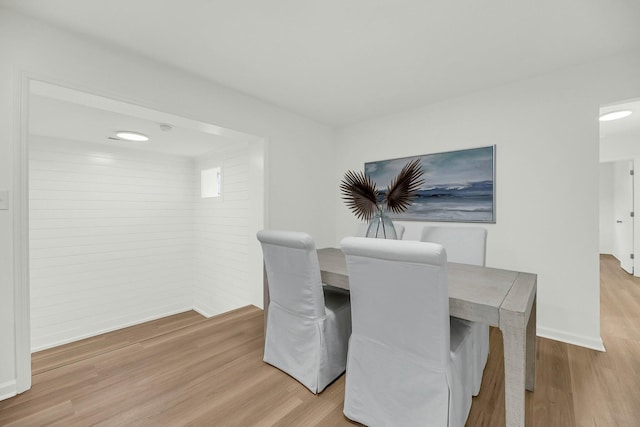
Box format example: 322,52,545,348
365,145,495,223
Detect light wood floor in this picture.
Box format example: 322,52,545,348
1,254,639,426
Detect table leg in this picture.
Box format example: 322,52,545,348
500,312,527,427
526,297,537,391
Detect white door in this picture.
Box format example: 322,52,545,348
613,160,634,274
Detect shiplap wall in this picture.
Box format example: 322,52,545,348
29,136,195,350
193,146,251,316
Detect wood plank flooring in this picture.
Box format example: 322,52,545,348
1,254,639,426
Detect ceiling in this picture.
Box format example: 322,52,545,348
29,94,240,158
600,99,640,161
3,0,640,126
27,81,258,158
600,100,640,140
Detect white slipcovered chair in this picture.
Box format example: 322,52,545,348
421,226,488,396
355,222,405,239
340,237,474,427
257,230,352,394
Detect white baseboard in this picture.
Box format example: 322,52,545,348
0,379,17,401
31,304,193,352
193,300,247,319
192,303,220,318
537,326,606,352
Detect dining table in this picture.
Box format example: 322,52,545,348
263,247,537,427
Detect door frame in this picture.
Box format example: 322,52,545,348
12,72,269,394
612,159,635,274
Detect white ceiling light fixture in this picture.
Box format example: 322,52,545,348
115,130,149,142
599,110,633,122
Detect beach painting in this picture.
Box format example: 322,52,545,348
365,146,495,223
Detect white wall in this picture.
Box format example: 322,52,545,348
599,162,615,254
335,50,640,351
28,137,195,351
601,132,640,162
193,145,254,316
0,9,335,399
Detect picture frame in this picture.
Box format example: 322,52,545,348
365,145,495,223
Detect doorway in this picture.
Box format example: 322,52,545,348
15,78,267,388
611,160,634,274
599,98,640,275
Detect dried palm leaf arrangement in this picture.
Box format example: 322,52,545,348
340,159,425,237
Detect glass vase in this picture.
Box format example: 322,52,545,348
366,206,398,239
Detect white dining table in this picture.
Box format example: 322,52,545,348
263,247,537,427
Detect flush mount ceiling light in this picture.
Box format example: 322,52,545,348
599,110,633,122
115,131,149,142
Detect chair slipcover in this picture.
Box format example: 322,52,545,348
421,226,489,396
356,222,405,239
257,230,351,394
340,237,474,427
